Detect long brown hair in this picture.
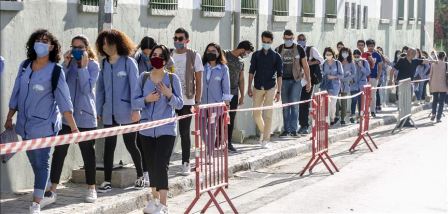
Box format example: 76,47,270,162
202,42,227,65
96,29,136,57
72,35,97,61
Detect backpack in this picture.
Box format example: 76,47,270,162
306,46,323,85
141,71,176,96
320,60,340,91
21,59,61,95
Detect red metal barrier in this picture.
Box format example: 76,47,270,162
185,103,238,214
300,92,339,176
349,85,378,153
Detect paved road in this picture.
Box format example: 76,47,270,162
162,110,447,213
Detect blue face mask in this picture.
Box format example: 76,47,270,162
262,43,271,50
297,40,306,48
284,39,294,47
174,42,185,50
71,48,84,61
34,42,49,58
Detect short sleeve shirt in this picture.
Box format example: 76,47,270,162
224,50,244,95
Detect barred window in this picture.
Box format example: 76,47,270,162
201,0,225,13
351,3,356,28
344,2,350,29
363,6,368,29
302,0,315,17
398,0,405,20
380,0,393,20
417,0,424,21
80,0,117,7
356,4,361,29
241,0,258,15
408,0,415,20
273,0,288,16
150,0,178,11
325,0,337,18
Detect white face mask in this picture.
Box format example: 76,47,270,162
341,52,349,59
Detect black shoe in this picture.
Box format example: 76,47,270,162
279,131,290,138
350,117,355,124
340,120,346,125
290,132,298,137
376,106,382,112
228,145,238,153
430,115,436,121
371,112,376,118
331,118,340,126
437,119,442,123
98,182,112,193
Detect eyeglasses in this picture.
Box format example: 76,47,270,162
173,36,185,42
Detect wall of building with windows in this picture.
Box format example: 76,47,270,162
0,0,435,192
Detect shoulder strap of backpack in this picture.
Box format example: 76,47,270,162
137,53,142,65
21,59,32,74
168,72,176,96
141,71,150,91
51,64,62,94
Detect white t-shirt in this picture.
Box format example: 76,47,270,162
173,51,204,105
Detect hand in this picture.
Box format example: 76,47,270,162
307,60,313,65
357,61,363,67
238,96,244,106
131,111,141,123
275,92,280,102
145,91,160,103
63,50,72,67
328,75,336,80
225,101,230,107
4,118,13,129
305,83,312,93
247,88,253,98
157,82,173,99
79,52,89,68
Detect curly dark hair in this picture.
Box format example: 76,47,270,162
202,42,227,65
149,45,171,62
26,29,61,62
96,29,136,57
337,47,353,63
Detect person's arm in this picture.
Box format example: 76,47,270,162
194,53,204,105
167,75,184,110
96,66,105,120
221,65,232,105
248,73,254,98
238,65,245,105
78,58,100,95
248,53,257,98
54,67,78,132
336,61,344,80
128,58,141,123
310,47,324,65
275,54,283,102
301,57,312,92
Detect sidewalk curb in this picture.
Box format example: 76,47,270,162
64,104,431,214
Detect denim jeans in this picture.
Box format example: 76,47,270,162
281,79,302,133
351,90,362,116
414,82,425,100
432,92,446,120
26,146,51,199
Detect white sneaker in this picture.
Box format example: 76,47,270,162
178,162,191,176
40,191,56,208
154,204,169,214
143,198,159,214
261,141,269,149
98,181,112,193
143,172,150,187
134,177,145,190
85,188,97,203
29,202,40,214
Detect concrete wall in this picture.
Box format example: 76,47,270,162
0,0,435,192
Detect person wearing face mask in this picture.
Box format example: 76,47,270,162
335,47,356,125
200,42,232,159
413,49,430,103
133,45,183,214
170,28,204,176
365,39,383,117
321,47,344,125
4,29,78,214
336,41,344,58
223,40,254,153
349,49,371,123
95,29,145,193
275,30,311,137
248,31,283,148
46,35,99,204
135,36,157,74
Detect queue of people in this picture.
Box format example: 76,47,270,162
2,27,447,214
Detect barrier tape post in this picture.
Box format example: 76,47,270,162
392,78,417,133
185,103,238,214
300,91,339,176
349,85,378,153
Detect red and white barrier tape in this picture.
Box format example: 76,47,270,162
373,85,399,90
228,99,312,112
411,78,429,83
0,114,194,155
329,91,364,100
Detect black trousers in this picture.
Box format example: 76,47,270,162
176,105,193,164
103,120,143,182
228,94,239,147
299,85,314,128
136,134,148,173
139,134,175,191
50,125,96,185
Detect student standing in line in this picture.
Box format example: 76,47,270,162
349,49,371,123
4,29,78,214
321,47,343,125
365,39,383,117
95,29,145,193
48,35,99,204
335,47,355,125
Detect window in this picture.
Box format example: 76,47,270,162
149,0,178,11
80,0,117,7
0,0,23,11
356,4,361,29
380,0,393,20
417,0,424,21
344,2,350,29
241,0,258,15
201,0,225,13
363,6,368,29
325,0,337,18
398,0,405,20
408,0,415,20
302,0,315,17
273,0,288,16
351,3,356,28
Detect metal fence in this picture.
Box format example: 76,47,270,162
392,78,416,133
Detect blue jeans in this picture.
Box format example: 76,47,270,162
414,82,425,100
351,90,361,116
281,79,302,133
26,146,51,199
432,92,446,120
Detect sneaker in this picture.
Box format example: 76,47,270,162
98,181,112,193
143,198,159,214
290,132,298,137
228,145,238,153
261,141,270,149
154,204,169,214
301,128,310,135
279,131,290,138
350,117,356,124
178,162,191,176
134,177,145,190
40,191,56,208
437,119,442,123
85,188,97,203
330,117,340,126
430,114,436,121
29,202,40,214
371,112,376,118
340,120,346,126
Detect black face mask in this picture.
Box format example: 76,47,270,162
206,53,217,62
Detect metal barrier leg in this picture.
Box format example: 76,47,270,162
323,152,339,172
201,190,224,214
300,155,316,176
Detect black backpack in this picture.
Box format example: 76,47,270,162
306,46,323,85
21,59,61,95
